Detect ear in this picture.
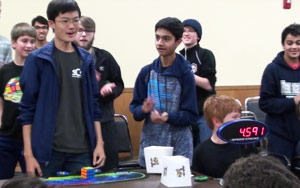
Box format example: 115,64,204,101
212,117,222,128
11,40,16,49
175,38,182,48
48,20,55,30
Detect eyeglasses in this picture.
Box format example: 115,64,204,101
55,18,80,26
183,29,196,34
183,30,196,34
34,26,48,30
77,29,94,35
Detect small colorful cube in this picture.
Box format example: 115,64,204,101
81,166,95,179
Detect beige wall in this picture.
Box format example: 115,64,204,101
1,0,299,87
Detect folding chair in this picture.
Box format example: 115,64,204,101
235,98,243,110
244,96,268,151
241,111,257,120
245,96,266,123
260,151,291,170
114,114,140,169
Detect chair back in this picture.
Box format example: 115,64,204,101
114,114,133,158
260,151,291,169
114,114,140,169
245,96,266,123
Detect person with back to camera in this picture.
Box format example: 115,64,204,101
259,24,300,162
223,154,300,188
180,19,216,146
130,17,198,167
192,95,256,178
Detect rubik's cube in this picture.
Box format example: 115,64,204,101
81,167,95,179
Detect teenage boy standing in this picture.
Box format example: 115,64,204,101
180,19,216,145
259,24,300,162
75,16,124,171
0,22,36,179
31,15,49,49
130,17,198,167
19,0,105,177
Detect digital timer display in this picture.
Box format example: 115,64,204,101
217,119,269,144
239,126,265,138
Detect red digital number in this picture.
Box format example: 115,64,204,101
240,126,266,138
239,127,252,138
261,127,265,136
245,127,251,137
252,127,258,136
239,128,245,137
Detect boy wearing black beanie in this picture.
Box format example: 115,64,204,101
180,19,217,147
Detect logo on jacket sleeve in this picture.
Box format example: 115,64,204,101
98,66,104,72
191,63,197,74
72,68,82,78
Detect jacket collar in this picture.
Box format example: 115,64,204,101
180,43,201,56
35,40,93,69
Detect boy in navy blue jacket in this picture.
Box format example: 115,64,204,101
19,0,105,177
259,24,300,161
130,17,198,167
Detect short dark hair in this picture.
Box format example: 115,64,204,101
1,175,47,188
47,0,81,21
11,22,36,41
80,16,96,32
155,17,183,41
281,24,300,45
31,15,48,27
223,154,300,188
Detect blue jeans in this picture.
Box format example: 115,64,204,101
195,115,212,146
40,150,92,178
0,136,26,179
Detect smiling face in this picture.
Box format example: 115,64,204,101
282,34,300,63
33,21,49,42
48,10,79,48
155,28,181,58
74,24,94,51
182,26,199,48
12,34,35,58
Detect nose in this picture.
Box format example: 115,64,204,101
81,31,87,36
292,42,298,48
156,38,163,45
26,42,34,49
68,22,76,29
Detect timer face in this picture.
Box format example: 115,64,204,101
217,120,269,144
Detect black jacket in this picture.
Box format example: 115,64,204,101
93,47,124,123
180,44,216,115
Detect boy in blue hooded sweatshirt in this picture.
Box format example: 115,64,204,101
259,24,300,162
129,17,198,167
